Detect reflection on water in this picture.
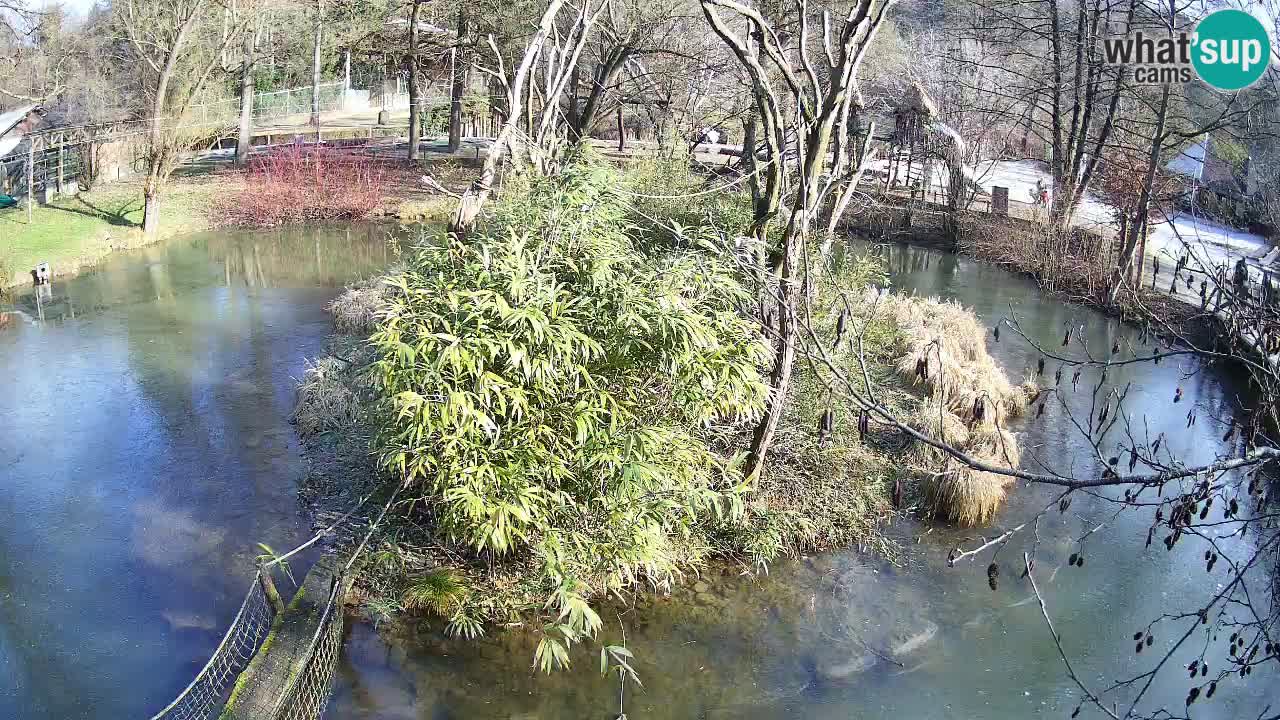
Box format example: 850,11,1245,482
0,224,396,720
326,241,1275,720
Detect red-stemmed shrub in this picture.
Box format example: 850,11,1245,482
224,144,390,225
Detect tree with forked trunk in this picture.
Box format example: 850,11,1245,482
447,0,605,239
699,0,896,481
116,0,246,236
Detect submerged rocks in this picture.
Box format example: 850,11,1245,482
817,651,879,680
811,562,941,682
890,620,939,656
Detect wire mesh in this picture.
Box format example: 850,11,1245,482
190,83,349,125
271,578,346,720
0,143,87,199
148,572,278,720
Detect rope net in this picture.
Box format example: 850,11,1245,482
272,579,346,720
148,572,277,720
149,496,376,720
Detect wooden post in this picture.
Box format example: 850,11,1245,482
258,564,286,614
616,104,624,152
26,141,34,223
57,143,64,194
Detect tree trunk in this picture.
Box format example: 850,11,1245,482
1110,84,1169,304
567,63,581,129
143,174,163,236
569,49,628,139
144,47,176,238
408,0,422,161
824,121,876,239
616,104,624,152
235,22,257,167
448,0,565,240
745,276,797,481
447,4,469,153
310,0,323,132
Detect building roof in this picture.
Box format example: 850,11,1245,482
1166,134,1243,194
0,104,42,158
1167,137,1207,180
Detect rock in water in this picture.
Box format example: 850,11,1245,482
817,652,879,680
891,621,939,657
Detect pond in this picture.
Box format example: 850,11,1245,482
324,241,1276,720
0,230,1272,719
0,225,395,719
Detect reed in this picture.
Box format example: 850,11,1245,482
872,290,1033,526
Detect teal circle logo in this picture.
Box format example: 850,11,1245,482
1192,9,1271,90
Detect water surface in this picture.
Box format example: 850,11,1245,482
325,241,1276,720
0,224,394,719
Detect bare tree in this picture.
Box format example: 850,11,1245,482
700,0,896,480
407,0,424,161
0,1,78,106
948,0,1135,229
447,0,574,238
235,12,261,167
117,0,244,235
447,3,469,153
310,0,323,132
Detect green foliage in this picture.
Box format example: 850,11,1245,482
445,610,485,640
371,155,769,659
622,149,756,242
255,543,296,587
600,644,641,686
402,569,470,616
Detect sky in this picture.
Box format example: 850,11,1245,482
40,0,98,19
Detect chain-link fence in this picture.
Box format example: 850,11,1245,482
188,83,350,126
144,496,380,720
271,577,347,720
147,571,278,720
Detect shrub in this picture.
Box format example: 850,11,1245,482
224,145,389,226
328,280,387,335
370,155,769,669
622,148,755,242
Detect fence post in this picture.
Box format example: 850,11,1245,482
258,564,286,614
57,143,64,193
26,141,34,222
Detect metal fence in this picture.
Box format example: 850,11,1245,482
188,82,349,126
0,142,88,199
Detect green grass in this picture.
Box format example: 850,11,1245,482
0,178,221,287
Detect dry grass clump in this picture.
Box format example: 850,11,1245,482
293,357,361,435
873,289,1036,425
328,281,386,335
905,407,1021,526
868,291,1032,527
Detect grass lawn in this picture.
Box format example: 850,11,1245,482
0,173,224,288
0,155,468,289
